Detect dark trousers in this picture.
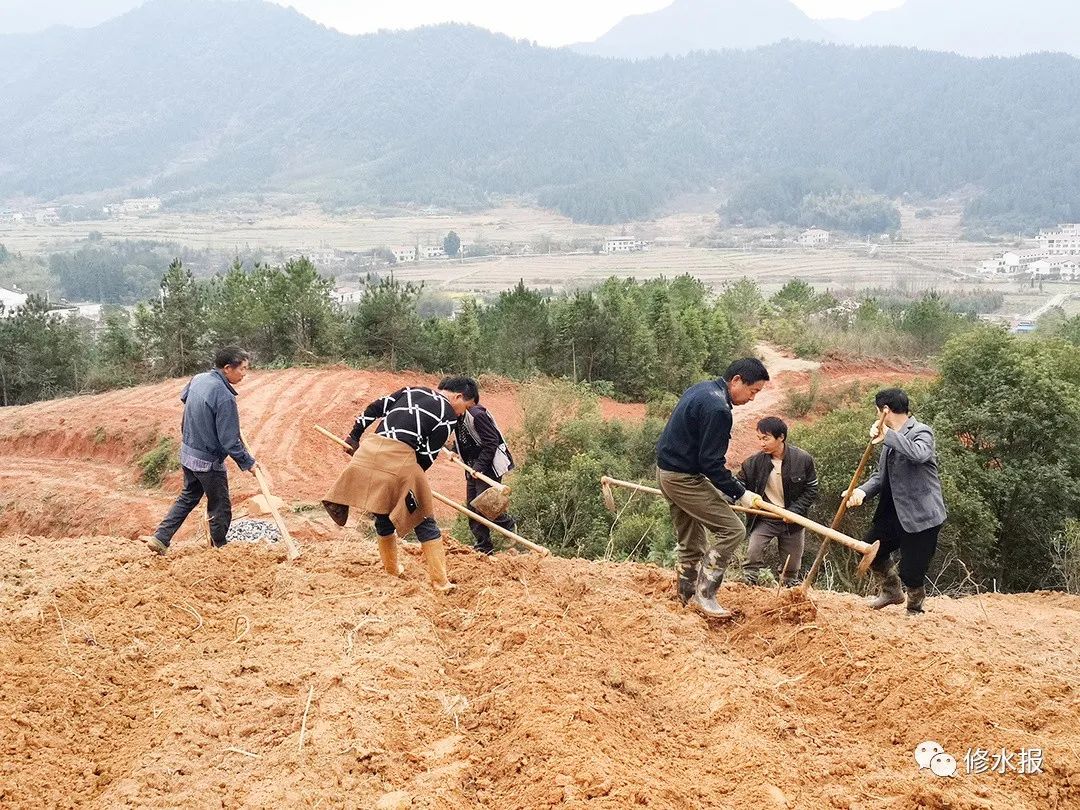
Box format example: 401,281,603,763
865,509,942,589
466,475,515,554
154,466,232,548
373,513,442,542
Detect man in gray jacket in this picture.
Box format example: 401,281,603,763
141,346,258,555
846,388,947,614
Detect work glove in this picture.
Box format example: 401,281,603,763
738,490,760,509
343,436,359,456
868,421,887,444
847,487,866,508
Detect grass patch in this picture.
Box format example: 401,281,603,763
91,426,108,445
137,436,179,487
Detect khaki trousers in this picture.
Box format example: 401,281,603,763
656,469,746,583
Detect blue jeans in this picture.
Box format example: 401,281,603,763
154,466,232,548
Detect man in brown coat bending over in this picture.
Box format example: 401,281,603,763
322,376,478,591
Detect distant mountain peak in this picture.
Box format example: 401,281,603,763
574,0,831,58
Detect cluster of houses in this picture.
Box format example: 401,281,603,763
390,245,449,263
0,197,162,226
978,224,1080,281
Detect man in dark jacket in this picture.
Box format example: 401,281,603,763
846,388,947,614
453,398,515,555
141,346,257,555
737,416,819,587
655,357,770,618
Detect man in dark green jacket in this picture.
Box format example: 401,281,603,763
737,416,819,587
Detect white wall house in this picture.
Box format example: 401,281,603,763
421,245,446,259
798,228,830,246
603,238,651,253
391,247,416,263
0,286,28,317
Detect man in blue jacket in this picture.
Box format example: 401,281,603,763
656,357,770,618
142,346,258,554
846,388,947,614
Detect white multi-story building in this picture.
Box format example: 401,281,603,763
1039,224,1080,256
421,245,446,259
798,228,830,246
603,237,651,253
391,247,417,263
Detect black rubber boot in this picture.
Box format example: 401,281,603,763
906,586,926,614
690,549,732,619
867,568,905,609
675,566,696,606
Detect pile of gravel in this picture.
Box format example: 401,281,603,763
225,518,281,545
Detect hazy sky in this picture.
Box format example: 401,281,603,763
0,1,908,42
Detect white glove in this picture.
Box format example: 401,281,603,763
738,490,760,509
869,421,887,444
847,488,866,508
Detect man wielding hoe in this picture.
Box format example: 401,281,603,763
738,416,819,587
846,388,947,614
141,346,257,555
322,376,479,591
655,357,770,618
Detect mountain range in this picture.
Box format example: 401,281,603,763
576,0,1080,59
1,0,1078,228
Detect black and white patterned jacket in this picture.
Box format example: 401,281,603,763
349,387,457,470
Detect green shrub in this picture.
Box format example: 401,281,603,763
137,436,179,487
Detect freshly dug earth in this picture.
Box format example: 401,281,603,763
0,533,1076,809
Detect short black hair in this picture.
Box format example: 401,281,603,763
438,375,479,403
723,357,770,385
215,346,250,369
756,416,788,440
875,388,910,414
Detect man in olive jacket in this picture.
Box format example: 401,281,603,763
737,416,819,586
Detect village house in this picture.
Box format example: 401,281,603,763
0,286,29,317
797,228,830,246
603,237,651,253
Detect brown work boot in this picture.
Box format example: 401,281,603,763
906,586,926,615
690,549,732,619
377,533,405,577
141,535,168,555
421,537,456,593
867,569,905,609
